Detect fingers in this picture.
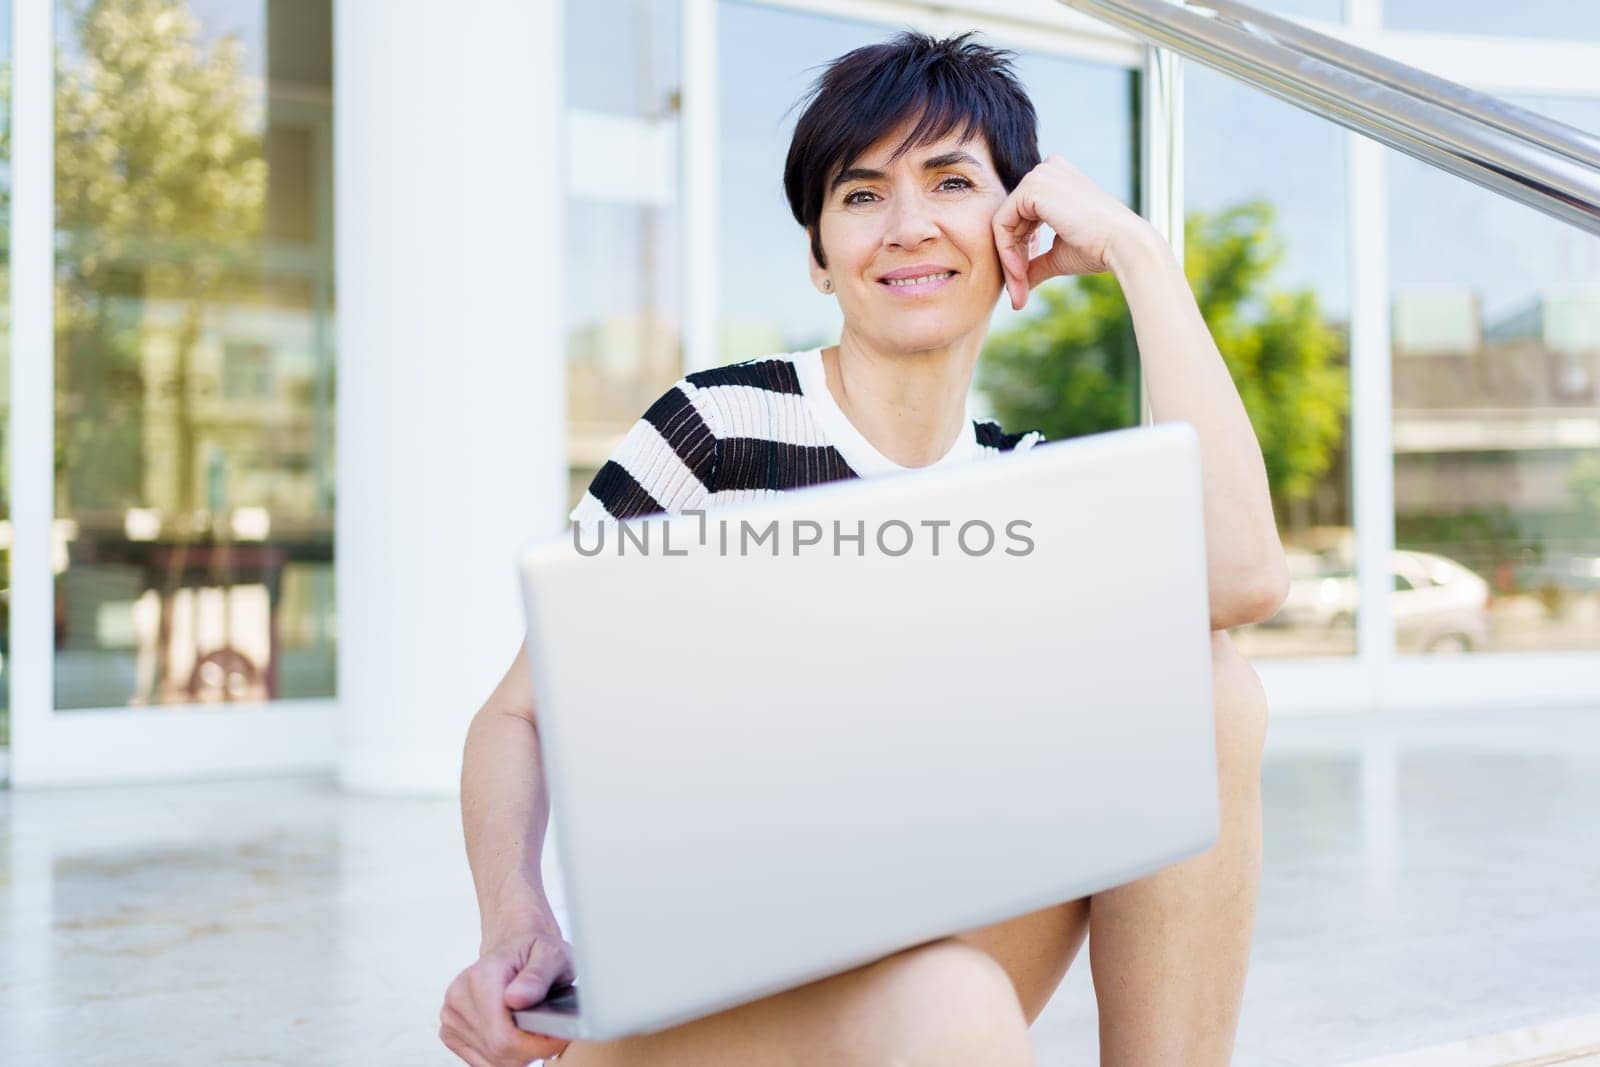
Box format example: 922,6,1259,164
991,192,1038,311
441,994,563,1067
996,153,1137,304
482,997,565,1065
441,960,571,1067
439,1003,495,1067
1026,234,1064,291
505,939,576,1010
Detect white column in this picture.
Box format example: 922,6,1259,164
1346,0,1395,697
334,0,566,794
681,0,720,371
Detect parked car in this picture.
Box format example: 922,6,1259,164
1262,550,1491,653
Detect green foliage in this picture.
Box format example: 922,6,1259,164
1397,503,1529,573
979,200,1349,512
1569,453,1600,528
51,0,267,513
975,271,1143,441
55,0,266,251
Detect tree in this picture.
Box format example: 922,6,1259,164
979,200,1348,517
53,0,266,516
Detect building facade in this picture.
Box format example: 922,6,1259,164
2,0,1598,789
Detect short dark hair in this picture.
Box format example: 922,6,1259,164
783,31,1041,270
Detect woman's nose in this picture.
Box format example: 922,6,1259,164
884,193,940,249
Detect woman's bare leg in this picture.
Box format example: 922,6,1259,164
1087,630,1269,1066
956,897,1090,1023
554,938,1034,1067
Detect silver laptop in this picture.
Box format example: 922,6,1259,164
513,422,1219,1041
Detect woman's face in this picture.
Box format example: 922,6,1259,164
811,120,1012,355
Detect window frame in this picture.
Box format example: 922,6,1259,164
6,0,337,785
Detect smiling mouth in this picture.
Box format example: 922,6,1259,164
880,271,957,288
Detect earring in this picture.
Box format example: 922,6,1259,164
822,279,833,293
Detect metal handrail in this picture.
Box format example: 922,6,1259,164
1201,0,1600,170
1056,0,1600,237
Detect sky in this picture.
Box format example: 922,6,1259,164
1385,0,1600,39
54,0,269,80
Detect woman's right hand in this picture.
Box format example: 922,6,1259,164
440,930,577,1065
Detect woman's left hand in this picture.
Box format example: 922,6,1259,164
991,154,1156,311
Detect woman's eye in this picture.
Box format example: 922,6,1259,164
844,177,971,205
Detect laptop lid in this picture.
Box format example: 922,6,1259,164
516,422,1218,1040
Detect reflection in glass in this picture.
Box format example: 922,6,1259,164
1385,0,1600,41
1389,96,1600,655
565,0,682,510
53,0,334,708
1184,66,1353,659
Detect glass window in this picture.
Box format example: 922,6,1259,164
1184,65,1354,659
1385,0,1600,41
53,0,335,709
718,1,868,364
565,0,682,511
1389,96,1600,655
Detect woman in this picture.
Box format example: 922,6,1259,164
444,31,1287,1067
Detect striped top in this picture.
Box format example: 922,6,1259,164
569,347,1047,529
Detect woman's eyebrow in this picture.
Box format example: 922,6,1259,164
830,150,982,191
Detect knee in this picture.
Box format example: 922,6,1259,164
843,940,1033,1066
1211,631,1269,774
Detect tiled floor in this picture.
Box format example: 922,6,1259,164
3,707,1599,1066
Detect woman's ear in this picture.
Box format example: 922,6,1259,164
807,229,832,294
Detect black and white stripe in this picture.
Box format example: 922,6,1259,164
570,352,1045,529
